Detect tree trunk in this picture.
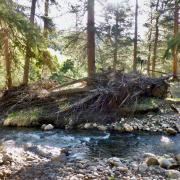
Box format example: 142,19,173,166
44,0,49,39
133,0,138,72
87,0,96,78
42,0,50,79
173,0,179,79
23,0,37,85
3,30,12,89
152,0,160,77
113,13,118,71
147,5,153,76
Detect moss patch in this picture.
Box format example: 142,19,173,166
3,108,40,127
119,98,160,115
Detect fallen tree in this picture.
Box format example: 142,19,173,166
0,70,172,128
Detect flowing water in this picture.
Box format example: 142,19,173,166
0,127,179,160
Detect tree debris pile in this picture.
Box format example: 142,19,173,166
0,71,171,127
58,71,170,114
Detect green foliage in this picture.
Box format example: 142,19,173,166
164,33,180,58
50,59,78,83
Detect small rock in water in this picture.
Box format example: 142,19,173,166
166,170,180,179
44,124,54,131
165,128,177,136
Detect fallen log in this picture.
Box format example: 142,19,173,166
50,87,90,97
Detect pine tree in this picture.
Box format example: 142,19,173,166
152,0,160,77
87,0,96,78
23,0,37,85
133,0,138,72
172,0,179,79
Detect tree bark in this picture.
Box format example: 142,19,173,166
44,0,49,39
113,13,118,71
152,0,160,77
3,30,12,89
87,0,96,78
173,0,179,79
41,0,50,79
147,5,153,76
23,0,37,85
133,0,138,72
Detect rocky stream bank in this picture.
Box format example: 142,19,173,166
0,74,179,179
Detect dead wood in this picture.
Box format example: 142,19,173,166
50,87,90,97
0,71,172,126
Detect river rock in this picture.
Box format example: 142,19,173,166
175,154,180,164
2,154,12,164
116,166,129,173
114,124,123,132
175,122,180,132
41,124,46,130
107,157,123,167
166,170,180,179
143,153,157,159
0,155,3,165
123,124,134,132
44,124,54,131
165,128,177,136
70,175,79,180
97,125,107,131
92,123,98,128
84,123,92,129
158,158,176,169
61,148,69,156
146,157,159,166
138,163,148,173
